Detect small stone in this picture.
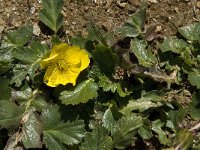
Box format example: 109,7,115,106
30,6,35,14
0,17,5,25
197,2,200,9
148,0,158,3
156,26,162,32
116,1,126,8
33,23,41,36
0,26,5,33
72,21,76,25
11,20,21,27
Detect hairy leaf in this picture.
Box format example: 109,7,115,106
189,93,200,120
188,69,200,89
10,64,27,87
39,0,64,32
98,75,118,93
102,108,116,132
22,111,43,149
59,78,98,105
2,24,33,47
92,45,118,76
160,36,188,53
178,23,200,41
0,100,25,129
112,114,143,149
120,91,165,114
166,109,187,132
42,105,85,149
117,5,146,37
0,77,11,100
131,39,156,67
11,86,32,102
0,48,13,75
13,42,49,78
152,120,169,145
80,126,113,150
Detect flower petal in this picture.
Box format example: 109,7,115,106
65,46,90,71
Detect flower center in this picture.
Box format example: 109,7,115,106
57,59,81,72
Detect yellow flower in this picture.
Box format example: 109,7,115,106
40,43,90,87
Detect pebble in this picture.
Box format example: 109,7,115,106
11,20,21,27
148,0,158,3
33,23,41,36
197,2,200,9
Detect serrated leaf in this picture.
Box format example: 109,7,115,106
102,108,116,132
112,113,143,149
0,77,11,100
39,0,64,33
152,120,169,145
0,100,25,129
92,45,118,76
188,69,200,89
11,86,32,102
166,109,187,132
2,24,33,47
160,36,188,53
10,64,27,87
120,100,162,114
189,93,200,120
0,48,13,75
174,129,193,150
120,91,164,114
13,42,49,79
117,5,146,37
178,23,200,41
98,75,118,93
42,105,85,149
22,111,43,149
138,126,153,140
59,78,98,105
80,126,113,150
131,39,156,67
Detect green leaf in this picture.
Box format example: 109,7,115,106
138,126,153,140
189,93,200,120
0,77,11,100
2,24,33,47
188,69,200,89
152,120,169,145
120,91,165,114
39,0,64,33
0,48,13,75
102,108,116,132
80,126,113,150
13,42,49,78
11,86,32,102
120,100,162,114
92,45,118,76
22,111,43,149
166,108,187,132
174,129,193,150
10,64,27,87
59,78,98,105
131,39,156,67
117,5,146,37
178,23,200,41
112,113,143,149
42,105,85,149
159,36,188,53
0,100,25,129
98,75,118,93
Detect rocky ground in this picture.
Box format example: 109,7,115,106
1,0,200,41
